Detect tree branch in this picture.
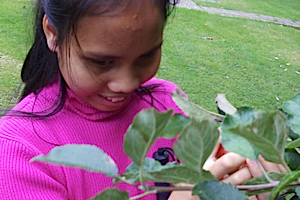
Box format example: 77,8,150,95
144,181,300,194
129,190,157,200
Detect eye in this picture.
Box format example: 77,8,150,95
140,50,157,58
91,59,114,66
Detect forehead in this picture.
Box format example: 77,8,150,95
74,1,164,57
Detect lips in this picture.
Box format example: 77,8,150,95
105,96,126,103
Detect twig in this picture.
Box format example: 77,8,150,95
148,185,194,193
143,181,300,193
257,160,274,183
129,190,157,200
237,181,280,191
114,176,139,188
239,181,300,191
282,160,292,173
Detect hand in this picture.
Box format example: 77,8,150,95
168,183,199,200
247,156,287,200
206,152,252,185
207,152,287,200
168,141,287,200
168,152,249,200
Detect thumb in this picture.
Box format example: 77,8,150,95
203,139,220,170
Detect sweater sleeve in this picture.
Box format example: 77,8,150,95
0,139,68,200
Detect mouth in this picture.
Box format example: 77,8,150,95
104,96,126,103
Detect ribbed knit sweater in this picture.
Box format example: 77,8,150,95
0,78,184,200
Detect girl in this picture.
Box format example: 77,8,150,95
0,0,285,199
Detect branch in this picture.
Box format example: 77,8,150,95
237,181,300,192
114,176,139,188
143,181,300,194
257,160,274,183
129,190,156,200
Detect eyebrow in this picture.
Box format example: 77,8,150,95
140,42,163,57
83,42,163,60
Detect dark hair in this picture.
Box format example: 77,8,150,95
18,0,178,117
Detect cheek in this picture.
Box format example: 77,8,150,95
60,54,104,96
142,52,161,80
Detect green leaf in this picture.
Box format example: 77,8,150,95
221,132,258,160
268,170,300,200
91,188,129,200
295,187,300,197
117,158,214,184
192,180,248,200
173,119,219,175
285,150,300,171
215,94,237,115
244,172,285,185
172,90,220,121
221,108,288,164
161,113,192,139
282,94,300,116
123,109,173,165
282,94,300,135
31,144,118,177
287,126,300,140
286,138,300,149
287,117,300,136
140,165,214,184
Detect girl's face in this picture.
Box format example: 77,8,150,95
48,1,164,111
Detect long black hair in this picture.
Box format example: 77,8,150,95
18,0,178,117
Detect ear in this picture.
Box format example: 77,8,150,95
43,15,57,52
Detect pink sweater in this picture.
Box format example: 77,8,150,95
0,78,184,200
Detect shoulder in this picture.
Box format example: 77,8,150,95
141,78,187,115
0,83,61,149
142,78,180,93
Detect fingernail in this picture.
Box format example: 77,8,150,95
247,159,258,166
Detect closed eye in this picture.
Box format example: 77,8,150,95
140,42,162,58
140,50,157,58
90,59,114,66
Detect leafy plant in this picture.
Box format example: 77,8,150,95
31,92,300,200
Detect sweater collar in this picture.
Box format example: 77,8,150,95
64,87,134,121
41,81,135,121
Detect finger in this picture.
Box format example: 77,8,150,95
258,156,281,173
203,139,221,170
277,164,288,173
222,166,252,185
208,152,246,180
256,192,271,200
249,196,258,200
246,158,262,178
168,191,200,200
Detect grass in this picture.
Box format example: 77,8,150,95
157,8,300,111
0,0,32,107
0,0,33,60
193,0,300,21
0,53,23,106
0,1,299,112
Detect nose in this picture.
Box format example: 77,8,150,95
107,67,140,94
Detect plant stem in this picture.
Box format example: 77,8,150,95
148,185,194,193
282,160,292,173
114,176,139,188
199,107,225,119
145,181,300,193
129,190,157,200
257,160,274,183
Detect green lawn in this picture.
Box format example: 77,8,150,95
157,8,300,111
0,0,33,60
0,0,32,107
193,0,300,21
0,1,299,112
